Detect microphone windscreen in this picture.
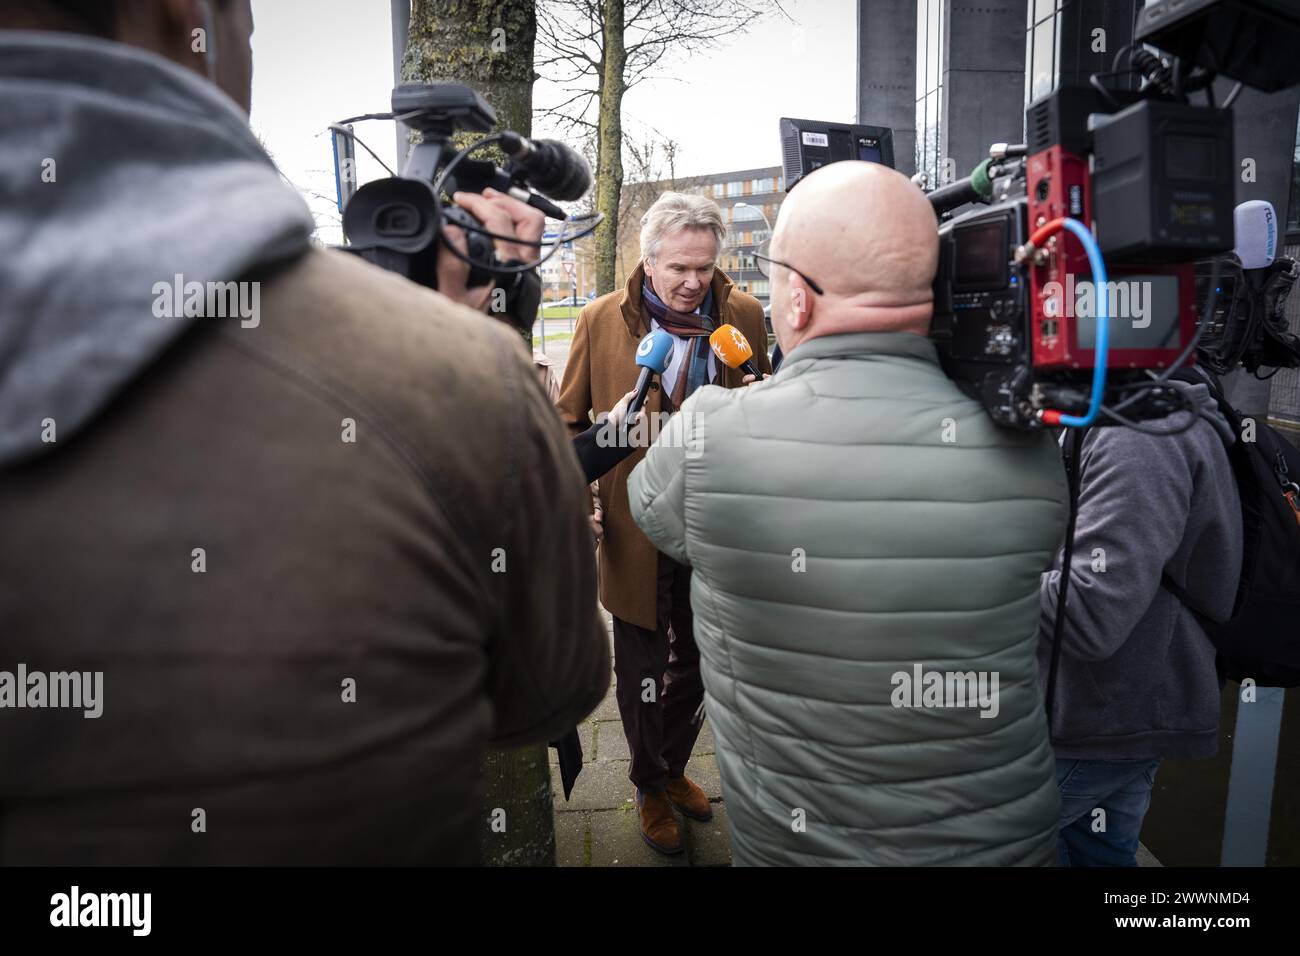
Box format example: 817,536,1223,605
636,329,676,373
534,140,593,201
1234,200,1277,270
709,324,754,369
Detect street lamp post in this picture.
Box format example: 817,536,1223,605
735,200,772,233
734,201,772,299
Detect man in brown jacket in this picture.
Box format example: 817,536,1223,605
0,1,608,864
556,191,771,854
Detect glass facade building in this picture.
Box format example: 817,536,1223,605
696,167,784,304
1025,0,1143,106
914,0,944,186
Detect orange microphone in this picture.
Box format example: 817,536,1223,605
709,324,764,379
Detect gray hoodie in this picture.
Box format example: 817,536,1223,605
0,30,315,468
1039,381,1243,760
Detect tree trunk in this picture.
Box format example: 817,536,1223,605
402,0,535,136
478,741,557,866
403,0,554,867
595,0,626,296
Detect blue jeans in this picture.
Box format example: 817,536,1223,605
1055,758,1160,866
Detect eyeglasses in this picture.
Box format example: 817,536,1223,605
753,239,824,295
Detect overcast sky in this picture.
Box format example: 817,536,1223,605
249,0,856,243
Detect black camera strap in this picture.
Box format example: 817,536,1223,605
1044,427,1086,735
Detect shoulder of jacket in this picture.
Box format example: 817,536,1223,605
681,377,748,425
267,247,493,325
727,288,764,317
1084,418,1206,477
250,246,529,418
579,288,625,320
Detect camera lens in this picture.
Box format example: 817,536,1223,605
376,204,422,238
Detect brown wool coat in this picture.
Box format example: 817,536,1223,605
0,249,610,864
556,261,772,629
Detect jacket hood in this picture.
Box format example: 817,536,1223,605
0,30,315,467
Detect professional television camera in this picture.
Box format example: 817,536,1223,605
926,0,1300,431
331,83,599,334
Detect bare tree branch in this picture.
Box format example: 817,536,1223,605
536,88,601,125
536,0,787,292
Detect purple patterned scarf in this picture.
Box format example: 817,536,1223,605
641,279,716,408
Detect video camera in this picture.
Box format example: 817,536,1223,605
332,83,599,335
925,0,1300,430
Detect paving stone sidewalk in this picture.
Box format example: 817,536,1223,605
550,612,731,866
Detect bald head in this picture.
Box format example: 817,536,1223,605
769,161,938,350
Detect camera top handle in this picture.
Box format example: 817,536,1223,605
392,83,495,184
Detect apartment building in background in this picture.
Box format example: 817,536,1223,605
604,165,785,309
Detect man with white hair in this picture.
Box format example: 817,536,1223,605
628,162,1069,865
557,191,771,855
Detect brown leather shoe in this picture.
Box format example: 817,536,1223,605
635,789,683,855
665,775,713,821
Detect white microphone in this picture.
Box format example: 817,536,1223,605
1234,200,1277,271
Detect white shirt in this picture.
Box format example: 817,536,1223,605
650,316,718,400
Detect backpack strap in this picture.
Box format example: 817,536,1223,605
1045,427,1087,734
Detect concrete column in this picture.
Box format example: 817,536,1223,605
856,0,919,177
1221,687,1286,866
941,1,1030,179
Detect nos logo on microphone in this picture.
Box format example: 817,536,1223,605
637,336,656,358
